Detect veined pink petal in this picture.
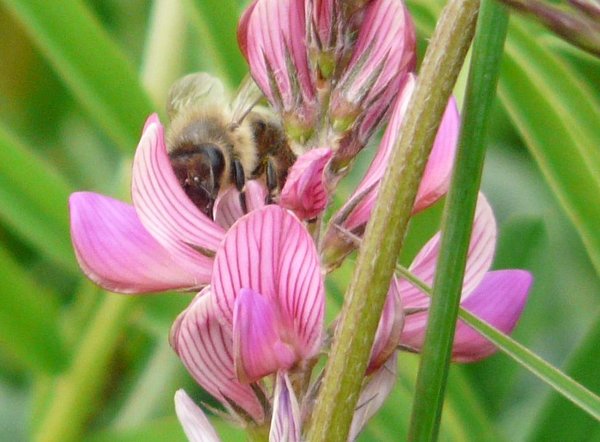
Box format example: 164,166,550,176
309,0,335,50
170,288,266,423
269,372,302,442
233,288,297,383
413,97,460,213
340,75,415,232
349,354,398,442
368,278,404,374
212,206,324,361
131,114,225,266
399,193,497,311
330,0,415,126
451,270,532,362
69,192,207,293
280,147,333,220
174,390,221,442
239,0,315,117
213,180,267,230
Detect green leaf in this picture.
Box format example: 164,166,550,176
409,0,509,438
0,246,68,374
1,0,155,152
499,19,600,276
0,123,76,271
183,0,247,87
528,313,600,441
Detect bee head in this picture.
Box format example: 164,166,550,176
169,143,226,218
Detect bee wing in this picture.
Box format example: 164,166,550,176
167,73,228,120
230,75,265,125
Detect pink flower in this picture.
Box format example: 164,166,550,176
398,194,533,362
69,114,264,294
170,205,324,419
322,74,461,270
238,0,318,140
279,147,333,220
330,0,416,161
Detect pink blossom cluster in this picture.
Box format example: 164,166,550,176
69,0,532,440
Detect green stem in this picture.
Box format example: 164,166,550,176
305,0,479,439
408,1,509,440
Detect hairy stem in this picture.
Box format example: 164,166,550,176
305,0,480,440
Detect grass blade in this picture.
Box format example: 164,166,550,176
0,123,76,271
1,0,154,151
409,0,509,438
0,246,68,374
499,19,600,276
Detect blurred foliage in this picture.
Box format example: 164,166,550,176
0,0,598,441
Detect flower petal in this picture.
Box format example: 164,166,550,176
349,354,398,442
170,288,265,423
368,278,404,374
69,192,207,293
239,0,316,125
399,193,497,311
280,147,333,220
213,180,267,230
452,270,532,362
174,389,221,442
212,205,324,360
269,372,302,442
330,0,415,144
413,97,460,213
233,288,297,383
131,114,225,266
339,74,416,233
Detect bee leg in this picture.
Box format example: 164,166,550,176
265,159,278,205
232,158,248,213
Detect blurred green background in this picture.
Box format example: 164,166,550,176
0,0,598,441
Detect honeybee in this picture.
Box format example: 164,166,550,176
166,73,296,218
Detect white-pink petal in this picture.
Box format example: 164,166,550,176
368,278,404,374
131,114,225,268
170,289,266,423
233,288,296,383
349,354,398,442
213,180,267,230
212,206,324,361
334,0,415,107
399,193,497,311
451,270,532,362
174,389,221,442
341,75,415,232
280,147,332,220
239,0,315,113
69,192,206,293
413,97,460,213
269,372,302,442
